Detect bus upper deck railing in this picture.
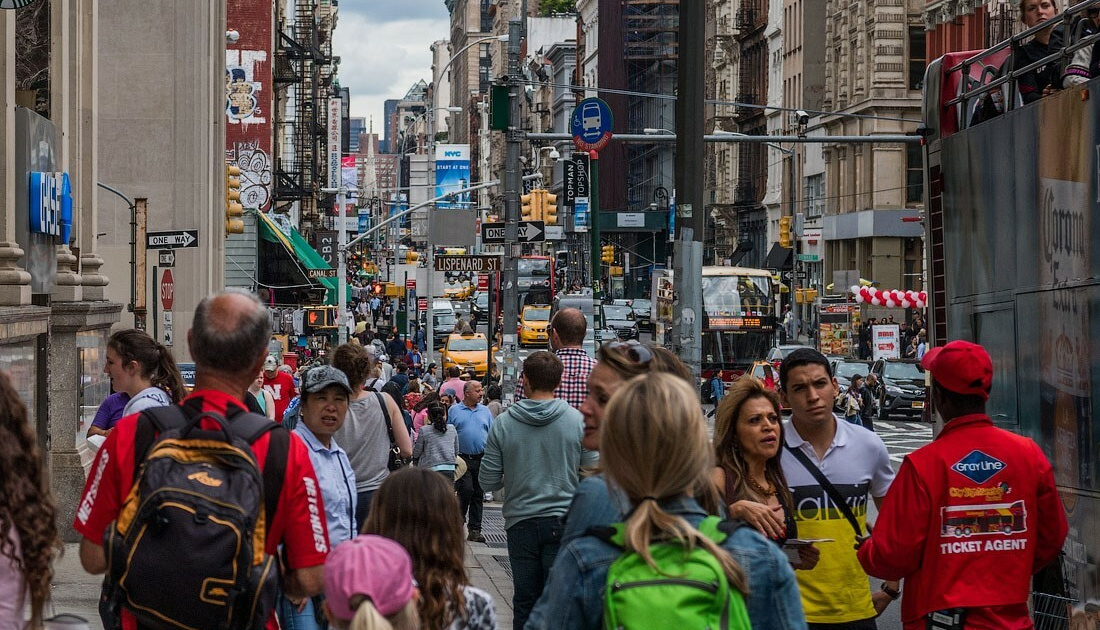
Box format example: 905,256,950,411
941,0,1100,132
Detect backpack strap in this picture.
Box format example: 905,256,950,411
374,392,395,446
591,516,735,550
224,405,289,531
132,404,193,484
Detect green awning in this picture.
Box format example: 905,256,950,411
255,212,348,305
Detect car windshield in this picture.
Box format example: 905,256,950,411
524,309,550,321
603,306,632,319
518,259,551,276
835,361,871,379
883,361,924,380
632,299,651,311
434,314,455,327
447,337,487,352
475,294,487,307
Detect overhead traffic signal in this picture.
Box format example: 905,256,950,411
225,164,244,235
778,216,792,249
542,191,558,225
601,244,615,264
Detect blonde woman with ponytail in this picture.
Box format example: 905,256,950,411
527,373,807,630
322,535,420,630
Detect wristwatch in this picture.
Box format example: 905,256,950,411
880,582,901,600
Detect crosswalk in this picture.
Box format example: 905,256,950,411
874,419,933,464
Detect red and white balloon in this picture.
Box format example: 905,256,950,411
849,286,927,309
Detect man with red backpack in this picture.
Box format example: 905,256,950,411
75,290,329,630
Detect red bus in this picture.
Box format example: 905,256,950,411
941,501,1026,538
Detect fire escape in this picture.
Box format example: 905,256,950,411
622,0,678,210
272,0,333,227
732,0,768,266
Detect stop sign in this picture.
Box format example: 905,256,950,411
160,269,175,310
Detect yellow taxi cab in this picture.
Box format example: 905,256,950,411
441,332,495,376
518,305,552,347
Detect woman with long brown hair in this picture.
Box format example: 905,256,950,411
363,467,497,630
0,370,61,628
527,374,805,629
711,377,816,569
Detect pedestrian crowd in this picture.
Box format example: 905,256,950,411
0,290,1072,630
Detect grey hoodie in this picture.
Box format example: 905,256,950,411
478,398,598,529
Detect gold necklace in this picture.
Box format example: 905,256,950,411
746,475,775,498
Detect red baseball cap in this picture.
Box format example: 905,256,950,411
921,340,992,399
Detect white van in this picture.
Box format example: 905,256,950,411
427,299,457,349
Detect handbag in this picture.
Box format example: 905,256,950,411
375,392,410,471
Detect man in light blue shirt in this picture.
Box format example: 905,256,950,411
448,380,494,542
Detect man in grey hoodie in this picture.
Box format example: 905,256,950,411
479,351,597,630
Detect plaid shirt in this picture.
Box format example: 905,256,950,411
514,347,597,410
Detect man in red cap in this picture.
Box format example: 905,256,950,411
856,340,1068,630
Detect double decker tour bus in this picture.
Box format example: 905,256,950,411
923,13,1099,613
654,266,775,384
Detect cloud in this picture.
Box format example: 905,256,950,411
333,6,450,133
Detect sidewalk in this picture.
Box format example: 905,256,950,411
48,504,516,630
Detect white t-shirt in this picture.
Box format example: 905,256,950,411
780,415,894,624
122,386,173,417
0,526,25,630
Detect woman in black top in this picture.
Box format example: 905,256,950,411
1015,0,1064,103
711,376,819,570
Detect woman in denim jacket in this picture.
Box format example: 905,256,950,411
527,374,806,630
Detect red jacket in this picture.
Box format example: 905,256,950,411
858,414,1068,629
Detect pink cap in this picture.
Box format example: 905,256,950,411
324,535,416,620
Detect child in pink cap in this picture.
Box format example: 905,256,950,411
322,535,420,630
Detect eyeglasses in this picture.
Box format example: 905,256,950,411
604,339,653,365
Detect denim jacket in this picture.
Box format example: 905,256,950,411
526,494,806,630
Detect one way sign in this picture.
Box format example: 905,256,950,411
480,221,545,243
518,221,545,242
147,230,199,249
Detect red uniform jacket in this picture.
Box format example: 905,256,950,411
858,414,1068,629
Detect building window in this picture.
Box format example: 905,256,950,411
908,26,927,91
906,142,923,203
804,173,825,218
479,43,492,93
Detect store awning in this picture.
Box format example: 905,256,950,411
255,212,345,304
764,243,793,271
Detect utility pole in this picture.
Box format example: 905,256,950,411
672,0,705,381
500,18,523,401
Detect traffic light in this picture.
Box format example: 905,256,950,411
521,192,536,221
542,191,558,225
225,164,244,235
405,250,420,264
778,216,792,249
601,244,615,264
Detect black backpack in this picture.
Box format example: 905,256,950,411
102,401,289,630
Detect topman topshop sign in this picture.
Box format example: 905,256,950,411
28,171,73,244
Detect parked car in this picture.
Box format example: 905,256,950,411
518,305,552,347
871,358,928,421
630,298,653,332
601,304,639,340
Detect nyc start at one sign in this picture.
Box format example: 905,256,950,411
571,98,613,153
28,172,73,244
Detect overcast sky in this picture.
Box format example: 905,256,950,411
333,2,451,135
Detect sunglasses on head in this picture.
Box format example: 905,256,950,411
604,339,653,365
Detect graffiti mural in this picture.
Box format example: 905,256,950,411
226,50,268,124
227,141,272,212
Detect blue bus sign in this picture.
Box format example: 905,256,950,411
570,97,613,152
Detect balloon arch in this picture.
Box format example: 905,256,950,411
850,285,927,309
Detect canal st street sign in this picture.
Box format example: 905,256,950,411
307,268,337,279
434,255,502,273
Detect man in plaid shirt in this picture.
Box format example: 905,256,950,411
514,308,595,409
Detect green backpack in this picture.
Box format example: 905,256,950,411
601,516,751,630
